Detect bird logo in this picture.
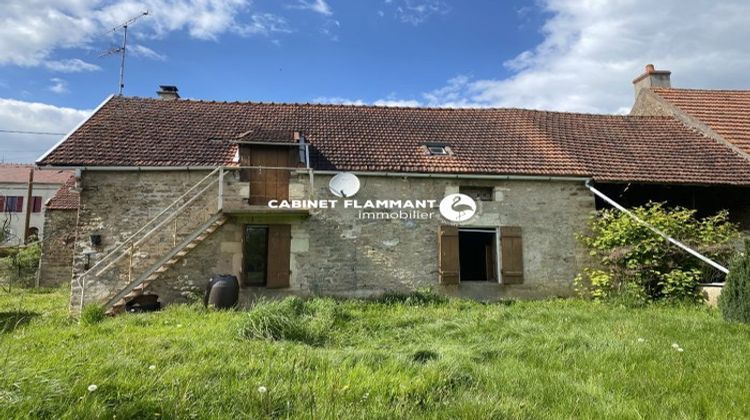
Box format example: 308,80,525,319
439,193,477,223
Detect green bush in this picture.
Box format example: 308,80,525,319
719,240,750,323
237,297,344,346
577,203,739,303
80,304,106,326
0,243,41,290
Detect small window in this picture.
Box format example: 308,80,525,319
3,196,23,213
427,145,448,155
460,186,493,202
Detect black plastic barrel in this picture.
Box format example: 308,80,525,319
204,275,239,309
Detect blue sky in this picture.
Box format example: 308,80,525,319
2,0,750,162
1,1,545,108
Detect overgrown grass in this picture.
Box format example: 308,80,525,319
1,287,750,418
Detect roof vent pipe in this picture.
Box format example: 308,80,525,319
157,85,180,100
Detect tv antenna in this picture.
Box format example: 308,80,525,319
99,11,149,95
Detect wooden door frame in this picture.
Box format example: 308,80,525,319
457,227,499,284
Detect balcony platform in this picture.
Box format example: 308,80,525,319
222,205,311,223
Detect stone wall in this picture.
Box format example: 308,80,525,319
70,169,246,312
38,209,78,287
72,169,596,310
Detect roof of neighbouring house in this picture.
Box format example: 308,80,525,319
36,95,750,186
46,176,79,210
0,164,73,184
651,88,750,156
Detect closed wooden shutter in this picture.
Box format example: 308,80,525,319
266,224,291,288
438,225,460,285
243,146,295,205
500,226,524,284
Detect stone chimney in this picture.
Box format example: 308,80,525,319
633,64,671,97
156,85,180,100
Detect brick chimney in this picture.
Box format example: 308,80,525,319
633,64,671,97
156,85,180,100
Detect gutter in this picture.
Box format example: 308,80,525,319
585,179,729,275
311,170,589,182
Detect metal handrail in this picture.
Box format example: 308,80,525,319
79,167,221,279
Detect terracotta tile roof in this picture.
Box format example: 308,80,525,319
0,164,73,184
46,176,79,210
652,88,750,155
37,96,750,186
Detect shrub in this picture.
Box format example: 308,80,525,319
719,240,750,323
577,203,739,303
80,304,106,326
0,243,41,290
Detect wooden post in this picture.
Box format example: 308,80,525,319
22,168,33,243
218,167,224,211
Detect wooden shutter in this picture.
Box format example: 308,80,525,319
266,224,291,288
500,226,524,284
15,196,23,213
0,196,5,212
246,146,293,205
32,196,42,213
438,225,460,285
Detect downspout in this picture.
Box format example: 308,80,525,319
585,180,729,275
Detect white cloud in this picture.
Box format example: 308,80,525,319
130,44,166,61
236,13,292,36
48,78,68,94
373,99,421,107
312,96,366,106
313,96,421,107
413,0,750,113
289,0,333,16
392,0,450,26
0,0,288,71
44,58,101,73
0,98,90,163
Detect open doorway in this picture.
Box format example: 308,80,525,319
458,228,497,281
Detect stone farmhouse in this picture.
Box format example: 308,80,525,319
35,69,750,314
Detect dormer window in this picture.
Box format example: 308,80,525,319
424,142,450,156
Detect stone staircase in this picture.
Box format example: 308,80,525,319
104,213,227,315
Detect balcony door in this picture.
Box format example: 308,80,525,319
239,145,297,205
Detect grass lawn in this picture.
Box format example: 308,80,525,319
1,288,750,419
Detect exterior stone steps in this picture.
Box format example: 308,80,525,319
106,214,227,315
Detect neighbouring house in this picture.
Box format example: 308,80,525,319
35,74,750,314
0,164,73,246
37,176,80,287
614,65,750,227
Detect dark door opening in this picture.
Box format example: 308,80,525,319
459,229,497,281
243,225,268,286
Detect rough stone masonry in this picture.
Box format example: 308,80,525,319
69,169,595,310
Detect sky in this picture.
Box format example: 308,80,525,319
1,0,750,163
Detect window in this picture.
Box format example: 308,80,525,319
3,196,24,213
243,225,268,286
32,196,42,213
460,186,494,201
427,145,448,155
423,142,450,156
